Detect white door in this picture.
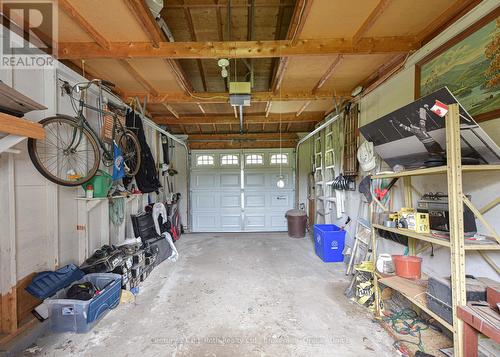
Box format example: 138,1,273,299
190,150,295,232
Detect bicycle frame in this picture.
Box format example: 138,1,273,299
66,81,127,162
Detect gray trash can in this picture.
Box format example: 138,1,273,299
285,209,307,238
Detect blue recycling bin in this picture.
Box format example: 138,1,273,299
314,224,346,262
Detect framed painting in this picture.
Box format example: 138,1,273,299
415,8,500,122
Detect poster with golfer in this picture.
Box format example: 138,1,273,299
359,87,500,169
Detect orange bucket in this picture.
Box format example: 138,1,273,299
392,255,422,279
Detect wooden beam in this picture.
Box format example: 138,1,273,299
188,133,298,141
271,0,313,92
119,59,159,96
124,0,163,47
153,112,323,125
265,101,272,117
58,37,420,59
0,113,45,140
125,90,347,104
197,103,206,115
163,59,194,94
58,0,110,49
189,140,297,150
312,55,343,94
161,103,179,119
352,0,391,43
183,2,208,91
215,0,224,40
296,100,311,117
164,2,295,8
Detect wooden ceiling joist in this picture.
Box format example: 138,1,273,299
312,54,343,94
188,133,298,141
57,37,420,60
296,100,311,117
119,59,159,96
188,140,297,150
124,0,163,47
164,2,295,9
125,90,348,104
154,112,323,125
417,0,482,45
58,0,110,49
352,0,391,43
271,0,313,93
183,1,208,91
161,103,179,119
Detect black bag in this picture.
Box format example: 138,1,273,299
66,282,97,301
124,110,162,193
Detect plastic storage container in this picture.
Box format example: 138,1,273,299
81,170,112,198
314,224,346,262
285,209,307,238
47,273,121,333
392,255,422,279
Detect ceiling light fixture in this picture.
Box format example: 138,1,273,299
218,58,230,79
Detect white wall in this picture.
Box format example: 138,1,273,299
332,0,500,280
0,24,185,295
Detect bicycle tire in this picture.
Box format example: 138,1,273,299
117,129,141,177
28,116,101,187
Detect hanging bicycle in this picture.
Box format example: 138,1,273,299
28,79,141,186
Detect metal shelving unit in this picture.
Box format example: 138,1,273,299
370,104,500,357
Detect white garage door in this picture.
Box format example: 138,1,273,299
190,149,295,232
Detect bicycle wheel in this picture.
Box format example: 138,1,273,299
117,129,141,177
28,116,101,186
172,207,182,239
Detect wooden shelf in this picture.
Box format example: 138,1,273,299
379,276,454,332
373,224,500,250
371,165,500,179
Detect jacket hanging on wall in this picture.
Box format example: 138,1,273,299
123,110,162,193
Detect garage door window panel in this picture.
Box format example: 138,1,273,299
221,154,239,166
196,154,215,166
270,153,288,165
245,154,264,165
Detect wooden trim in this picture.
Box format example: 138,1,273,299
0,113,45,139
352,0,391,43
119,59,159,96
58,37,420,60
415,7,500,122
154,112,323,125
58,0,110,49
264,101,272,117
312,55,343,94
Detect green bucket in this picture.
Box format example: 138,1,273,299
82,169,113,198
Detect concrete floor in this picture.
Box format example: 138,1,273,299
25,233,397,357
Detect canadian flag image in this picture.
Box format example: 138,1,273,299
430,100,449,117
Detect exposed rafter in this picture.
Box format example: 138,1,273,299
154,112,323,125
188,140,297,150
271,0,313,93
183,1,208,91
352,0,391,43
58,0,110,49
296,100,311,117
312,55,343,94
58,37,420,60
188,133,298,141
119,59,159,96
417,0,482,45
124,90,348,104
161,103,179,119
124,0,163,47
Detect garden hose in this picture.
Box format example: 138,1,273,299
382,308,429,353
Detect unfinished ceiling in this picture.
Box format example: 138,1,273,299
3,0,482,147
